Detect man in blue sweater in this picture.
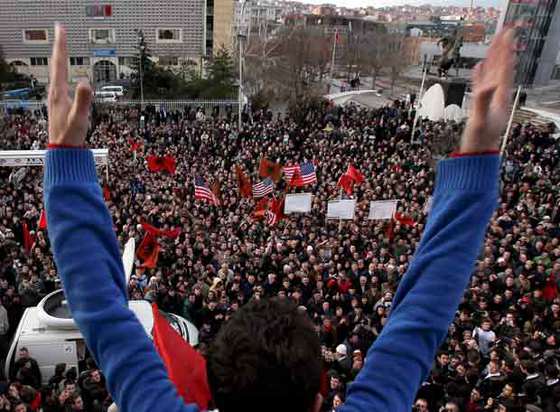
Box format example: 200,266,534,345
44,25,515,412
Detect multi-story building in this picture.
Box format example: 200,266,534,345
234,0,285,38
497,0,560,86
207,0,235,54
0,0,211,85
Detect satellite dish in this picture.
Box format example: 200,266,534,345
36,289,77,329
444,104,466,122
122,238,136,284
419,84,445,121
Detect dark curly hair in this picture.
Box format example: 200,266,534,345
207,298,322,412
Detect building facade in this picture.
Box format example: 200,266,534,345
0,0,207,85
497,0,560,86
207,0,235,54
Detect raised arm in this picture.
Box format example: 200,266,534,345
341,29,516,412
44,25,196,412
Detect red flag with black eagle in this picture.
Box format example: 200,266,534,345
163,155,177,174
147,155,176,174
136,232,160,268
394,212,417,228
141,222,182,239
259,158,283,183
289,168,305,188
346,164,365,184
252,197,269,220
152,303,212,410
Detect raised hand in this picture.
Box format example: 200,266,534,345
461,28,516,153
48,24,93,146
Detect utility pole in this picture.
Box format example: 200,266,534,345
135,29,145,108
238,0,250,131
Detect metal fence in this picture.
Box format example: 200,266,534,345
93,99,239,112
1,99,239,113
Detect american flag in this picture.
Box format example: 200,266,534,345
283,162,317,185
194,176,219,205
252,178,274,198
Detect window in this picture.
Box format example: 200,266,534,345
70,57,90,66
23,29,48,43
90,28,115,44
156,28,182,43
30,57,48,66
159,56,179,66
86,5,112,18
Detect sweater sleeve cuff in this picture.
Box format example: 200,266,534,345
436,155,501,192
449,150,500,158
44,149,98,187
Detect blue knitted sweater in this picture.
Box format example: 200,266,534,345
44,149,500,412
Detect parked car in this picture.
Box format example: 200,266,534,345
94,91,118,102
100,85,125,97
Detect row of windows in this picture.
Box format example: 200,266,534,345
25,56,180,67
22,28,185,44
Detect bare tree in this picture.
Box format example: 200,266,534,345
385,34,407,95
244,26,331,103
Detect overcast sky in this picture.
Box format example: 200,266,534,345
291,0,502,8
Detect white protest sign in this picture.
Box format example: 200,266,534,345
285,193,313,214
327,199,356,220
368,200,398,220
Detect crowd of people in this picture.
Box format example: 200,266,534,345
0,100,559,412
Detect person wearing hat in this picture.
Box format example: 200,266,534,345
333,344,352,377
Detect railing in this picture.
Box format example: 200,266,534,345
1,99,239,113
93,99,239,112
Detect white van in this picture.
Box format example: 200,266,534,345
4,290,199,385
100,85,125,97
94,91,118,102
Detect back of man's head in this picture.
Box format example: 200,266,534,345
207,298,321,412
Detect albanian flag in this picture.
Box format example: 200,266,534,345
147,155,176,174
152,303,212,410
235,165,252,198
289,168,305,188
259,158,283,183
141,222,181,239
337,174,354,196
346,164,365,184
252,197,269,220
136,232,160,269
394,212,417,228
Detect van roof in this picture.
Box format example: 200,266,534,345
18,301,154,343
18,307,83,342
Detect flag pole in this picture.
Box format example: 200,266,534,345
410,65,428,144
330,30,338,92
338,187,343,231
501,85,522,155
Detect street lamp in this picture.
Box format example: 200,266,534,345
135,29,145,108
